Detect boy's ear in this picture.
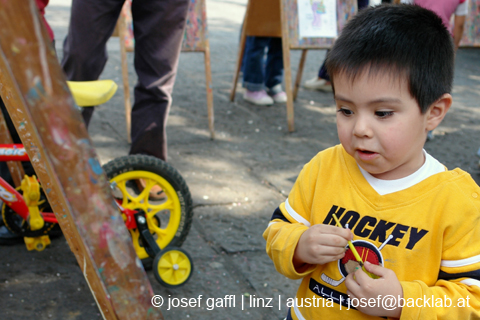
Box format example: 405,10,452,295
426,93,452,131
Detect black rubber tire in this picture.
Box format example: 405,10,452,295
102,154,193,249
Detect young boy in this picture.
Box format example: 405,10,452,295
263,4,480,320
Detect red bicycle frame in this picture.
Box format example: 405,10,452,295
0,144,29,162
0,144,138,229
0,144,56,222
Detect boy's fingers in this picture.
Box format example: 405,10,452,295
316,224,353,241
316,233,349,249
363,261,384,277
346,289,358,302
326,224,354,240
345,273,361,294
353,263,380,287
315,245,346,256
353,265,369,284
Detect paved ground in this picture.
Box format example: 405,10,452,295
1,1,480,319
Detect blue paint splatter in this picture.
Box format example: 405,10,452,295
88,158,103,175
27,87,39,100
109,285,120,292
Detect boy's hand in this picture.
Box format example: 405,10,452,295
345,261,403,318
293,224,352,267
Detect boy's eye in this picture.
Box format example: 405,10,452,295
375,111,394,118
337,108,353,116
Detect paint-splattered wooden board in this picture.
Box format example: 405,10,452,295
0,1,163,319
182,0,208,51
120,0,209,52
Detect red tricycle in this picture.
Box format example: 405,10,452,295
0,81,194,288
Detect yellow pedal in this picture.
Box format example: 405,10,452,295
67,80,118,107
21,175,40,206
24,235,51,251
21,175,44,231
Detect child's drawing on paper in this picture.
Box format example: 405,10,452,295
311,0,327,28
298,0,338,38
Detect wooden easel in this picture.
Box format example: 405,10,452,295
0,2,163,319
115,0,215,140
230,0,356,132
181,0,215,139
112,1,133,143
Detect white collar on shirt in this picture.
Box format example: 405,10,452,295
358,150,446,195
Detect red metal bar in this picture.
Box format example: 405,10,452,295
0,144,29,161
0,175,29,219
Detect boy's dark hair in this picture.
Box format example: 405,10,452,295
325,4,454,114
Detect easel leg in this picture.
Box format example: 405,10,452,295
118,14,132,144
293,49,307,101
204,41,215,140
280,1,295,132
230,15,248,102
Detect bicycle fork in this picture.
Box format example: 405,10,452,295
21,175,50,251
0,174,51,251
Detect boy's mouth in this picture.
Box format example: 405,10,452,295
356,149,378,160
360,150,374,154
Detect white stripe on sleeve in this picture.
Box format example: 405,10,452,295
285,198,311,227
460,278,480,288
441,254,480,268
294,299,307,320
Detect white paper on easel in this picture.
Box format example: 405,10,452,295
297,0,338,38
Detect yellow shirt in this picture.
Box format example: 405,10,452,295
264,145,480,319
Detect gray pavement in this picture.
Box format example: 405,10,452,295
1,1,480,319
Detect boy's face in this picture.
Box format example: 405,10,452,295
334,71,429,180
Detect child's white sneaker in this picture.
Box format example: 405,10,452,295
268,84,287,103
271,91,287,103
243,89,274,105
304,77,333,92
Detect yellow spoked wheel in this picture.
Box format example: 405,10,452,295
103,155,193,260
153,247,193,287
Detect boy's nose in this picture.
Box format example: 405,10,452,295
352,116,373,138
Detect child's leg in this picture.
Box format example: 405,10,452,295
264,37,284,91
242,36,268,92
264,37,287,103
61,0,124,126
242,37,274,105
